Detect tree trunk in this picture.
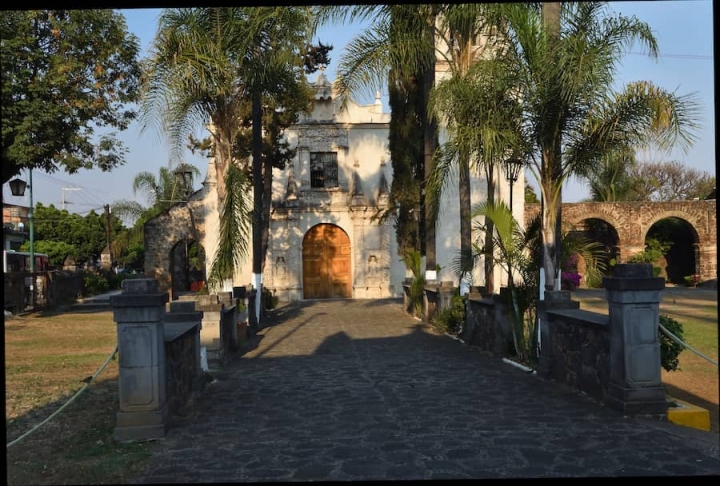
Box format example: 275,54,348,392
251,88,263,324
540,2,563,291
484,164,496,293
260,142,273,275
422,50,438,278
459,149,472,277
540,144,563,291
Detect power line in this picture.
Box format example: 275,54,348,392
626,51,712,60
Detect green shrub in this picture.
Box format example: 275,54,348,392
263,287,278,310
82,273,109,296
431,292,466,335
659,315,685,372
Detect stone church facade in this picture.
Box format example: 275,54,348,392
145,72,523,302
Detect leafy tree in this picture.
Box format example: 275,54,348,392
428,3,524,292
624,160,715,202
19,240,76,267
585,146,638,202
1,10,141,184
430,3,506,285
525,183,540,204
26,202,124,263
387,72,424,257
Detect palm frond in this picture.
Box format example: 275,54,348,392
207,162,252,291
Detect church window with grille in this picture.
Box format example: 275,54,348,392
310,152,338,188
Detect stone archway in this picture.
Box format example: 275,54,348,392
302,224,352,299
525,200,716,283
645,217,699,285
170,238,206,298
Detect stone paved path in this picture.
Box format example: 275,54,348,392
128,299,719,482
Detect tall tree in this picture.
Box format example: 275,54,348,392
314,4,440,279
1,10,141,183
143,7,322,324
427,3,512,291
483,2,700,290
584,145,637,202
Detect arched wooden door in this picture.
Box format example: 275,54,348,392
302,224,352,299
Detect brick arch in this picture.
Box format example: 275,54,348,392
641,212,700,244
525,200,716,282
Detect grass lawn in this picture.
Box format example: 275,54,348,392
573,287,719,433
5,310,153,485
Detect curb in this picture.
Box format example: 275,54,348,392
667,396,712,432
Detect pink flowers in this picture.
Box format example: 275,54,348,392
562,271,581,287
562,253,581,290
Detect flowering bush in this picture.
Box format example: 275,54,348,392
561,271,581,288
561,253,582,289
684,274,700,287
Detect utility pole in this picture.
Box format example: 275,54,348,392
61,187,81,210
104,204,113,268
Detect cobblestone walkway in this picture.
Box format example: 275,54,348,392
129,299,719,482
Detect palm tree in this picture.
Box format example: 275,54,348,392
112,164,201,224
314,5,441,279
446,2,700,291
427,3,513,292
140,8,315,325
585,145,637,202
471,199,607,363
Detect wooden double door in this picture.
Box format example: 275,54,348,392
302,224,352,299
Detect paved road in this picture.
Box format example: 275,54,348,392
128,299,719,482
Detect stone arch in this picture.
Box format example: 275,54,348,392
524,200,716,283
302,223,352,299
642,215,700,285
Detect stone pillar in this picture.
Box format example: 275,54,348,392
193,294,225,364
111,279,169,442
603,263,667,416
423,283,439,323
437,281,455,312
536,290,579,378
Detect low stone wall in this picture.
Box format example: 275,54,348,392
178,292,246,365
423,281,455,323
463,264,667,418
164,322,203,417
462,291,513,357
112,279,206,442
164,301,205,418
540,306,610,401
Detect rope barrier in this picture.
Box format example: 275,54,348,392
6,345,119,449
659,323,718,368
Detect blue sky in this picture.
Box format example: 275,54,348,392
3,1,715,218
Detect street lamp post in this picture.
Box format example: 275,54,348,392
501,157,524,351
503,157,523,213
9,169,35,306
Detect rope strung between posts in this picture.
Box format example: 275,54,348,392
659,323,718,367
6,345,119,449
